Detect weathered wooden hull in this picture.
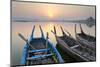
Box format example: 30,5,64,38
76,34,96,51
56,37,91,62
56,44,79,63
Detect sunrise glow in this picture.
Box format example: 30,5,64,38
48,13,53,18
47,7,54,18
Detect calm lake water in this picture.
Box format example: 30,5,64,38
11,22,95,65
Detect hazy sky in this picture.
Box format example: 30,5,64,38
12,1,95,21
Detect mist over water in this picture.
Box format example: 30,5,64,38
11,22,95,65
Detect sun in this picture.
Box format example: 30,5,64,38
48,13,53,18
47,7,54,18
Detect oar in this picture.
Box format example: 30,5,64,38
18,33,35,49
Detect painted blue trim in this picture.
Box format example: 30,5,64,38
48,40,64,63
28,48,49,53
20,44,28,65
27,53,53,60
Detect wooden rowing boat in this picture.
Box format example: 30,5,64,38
75,24,96,51
18,25,64,66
